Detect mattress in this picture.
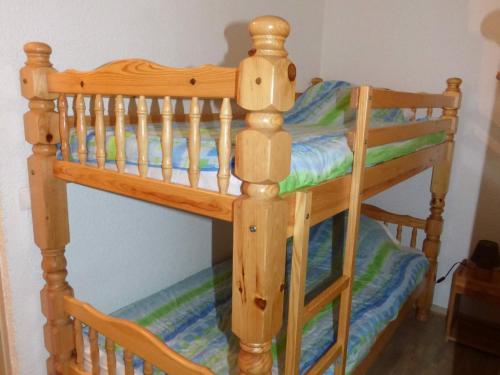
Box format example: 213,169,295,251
82,216,428,374
64,81,445,195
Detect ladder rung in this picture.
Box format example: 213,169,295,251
305,342,342,375
303,275,350,323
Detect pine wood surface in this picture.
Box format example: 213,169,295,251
53,160,235,221
64,296,213,375
47,60,238,98
346,118,452,149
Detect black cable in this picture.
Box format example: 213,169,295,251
436,260,467,284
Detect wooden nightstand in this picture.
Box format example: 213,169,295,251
446,261,500,355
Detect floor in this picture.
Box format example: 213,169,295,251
367,312,500,375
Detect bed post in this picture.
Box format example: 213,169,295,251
20,42,74,375
417,77,462,322
233,16,295,374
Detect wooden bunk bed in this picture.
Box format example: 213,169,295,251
19,15,461,375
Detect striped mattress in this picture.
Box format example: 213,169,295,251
64,81,445,195
83,216,428,374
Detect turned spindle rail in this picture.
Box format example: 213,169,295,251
56,93,235,194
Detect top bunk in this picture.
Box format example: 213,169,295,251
19,17,462,232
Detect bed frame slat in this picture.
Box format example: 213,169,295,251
188,97,201,188
115,95,126,173
346,118,452,149
94,94,106,169
217,98,232,194
57,94,70,161
89,327,100,375
124,349,134,375
161,96,174,182
75,94,87,164
137,96,148,177
73,318,85,371
353,87,459,109
143,362,153,375
105,337,117,375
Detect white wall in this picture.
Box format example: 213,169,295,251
320,0,500,307
0,1,324,374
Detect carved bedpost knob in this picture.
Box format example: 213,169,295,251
23,42,53,68
249,15,290,57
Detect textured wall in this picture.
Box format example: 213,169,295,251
0,1,324,373
320,0,500,308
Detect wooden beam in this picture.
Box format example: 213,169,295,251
302,276,349,323
53,161,235,222
47,60,238,98
305,342,342,375
351,87,458,109
347,118,452,148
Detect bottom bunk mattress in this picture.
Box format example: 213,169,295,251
83,216,428,374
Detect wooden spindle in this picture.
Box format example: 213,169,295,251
161,96,173,182
73,319,84,371
137,96,148,177
188,97,201,188
75,94,87,164
58,94,70,161
410,108,417,121
95,94,106,169
427,107,433,118
124,350,134,375
105,338,117,375
411,227,418,248
218,97,232,194
143,362,153,375
89,328,100,375
115,95,126,173
396,224,403,242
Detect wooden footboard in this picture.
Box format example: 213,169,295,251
64,296,213,375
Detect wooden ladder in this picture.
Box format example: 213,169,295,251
285,86,372,375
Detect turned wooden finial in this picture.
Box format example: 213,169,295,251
445,77,462,94
248,16,290,56
23,42,53,68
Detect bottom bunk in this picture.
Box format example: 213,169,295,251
68,214,428,375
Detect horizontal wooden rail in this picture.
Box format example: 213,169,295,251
347,118,452,148
285,142,448,235
53,161,235,221
361,204,426,230
350,87,458,109
47,59,238,98
303,276,349,323
306,342,342,375
64,296,213,375
64,112,246,128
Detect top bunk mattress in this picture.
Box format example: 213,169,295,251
85,216,428,374
64,81,445,195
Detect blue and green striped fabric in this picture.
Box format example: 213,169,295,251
65,81,445,194
109,216,428,374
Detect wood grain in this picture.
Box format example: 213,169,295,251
161,96,174,182
64,296,214,375
47,59,238,98
354,87,459,109
285,191,312,374
115,95,126,173
53,160,235,221
217,98,232,194
346,118,452,148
